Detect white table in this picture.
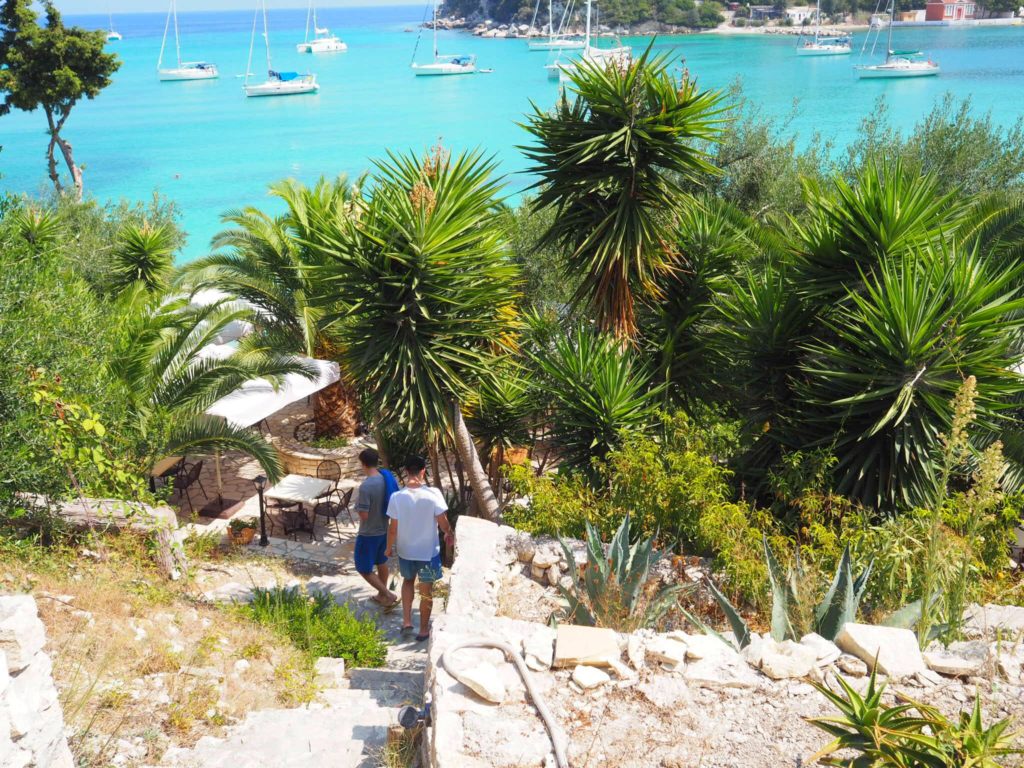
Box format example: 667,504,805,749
263,474,335,538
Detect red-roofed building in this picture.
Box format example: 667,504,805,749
925,0,976,20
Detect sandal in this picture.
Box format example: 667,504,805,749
415,633,429,643
401,625,415,637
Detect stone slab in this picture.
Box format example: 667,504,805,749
836,623,926,678
553,624,620,668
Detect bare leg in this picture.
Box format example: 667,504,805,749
401,578,416,629
358,571,396,604
417,581,434,638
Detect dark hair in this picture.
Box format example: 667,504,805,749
358,448,380,468
403,454,427,474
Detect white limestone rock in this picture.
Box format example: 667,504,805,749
923,641,990,677
647,636,687,668
532,548,560,569
680,634,761,689
800,633,843,666
545,563,562,588
450,663,507,704
836,654,868,677
992,640,1024,682
522,628,555,672
513,533,536,564
627,635,646,670
638,674,692,709
530,563,548,581
965,604,1024,637
836,623,926,679
0,596,45,674
759,639,818,680
572,664,611,690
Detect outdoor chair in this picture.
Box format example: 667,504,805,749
312,487,354,541
265,499,306,541
315,460,343,500
173,460,207,514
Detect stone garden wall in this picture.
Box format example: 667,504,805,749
425,518,1024,767
0,595,74,768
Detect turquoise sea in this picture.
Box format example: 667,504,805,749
2,5,1024,258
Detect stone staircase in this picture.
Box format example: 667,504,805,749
158,662,424,768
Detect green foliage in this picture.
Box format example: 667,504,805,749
558,515,689,631
227,517,258,533
845,94,1024,198
243,587,388,668
807,667,1022,767
499,197,578,312
532,325,661,480
504,463,612,539
522,47,724,338
0,0,120,195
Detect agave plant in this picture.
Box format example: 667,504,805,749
807,666,1021,767
558,514,689,632
707,536,873,646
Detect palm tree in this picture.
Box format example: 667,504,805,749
182,176,362,437
312,148,520,521
110,289,315,483
521,46,725,339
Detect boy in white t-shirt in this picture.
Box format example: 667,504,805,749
385,454,455,642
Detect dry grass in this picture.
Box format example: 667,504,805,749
0,529,319,768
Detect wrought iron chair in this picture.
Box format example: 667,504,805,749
313,486,355,541
173,460,207,514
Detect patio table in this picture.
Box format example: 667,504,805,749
263,474,334,537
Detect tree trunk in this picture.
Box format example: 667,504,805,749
451,404,500,522
49,127,83,201
312,377,360,437
45,135,64,196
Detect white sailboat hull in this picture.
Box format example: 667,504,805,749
550,44,632,81
528,38,586,50
412,61,476,76
855,61,939,78
159,64,219,81
106,32,122,41
244,77,319,96
297,37,348,53
797,43,851,55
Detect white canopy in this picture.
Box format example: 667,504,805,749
205,358,341,429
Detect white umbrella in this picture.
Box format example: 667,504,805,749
202,357,341,504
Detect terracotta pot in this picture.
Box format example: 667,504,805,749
229,527,256,546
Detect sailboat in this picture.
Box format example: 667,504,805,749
527,0,585,51
411,3,476,76
158,0,218,81
244,1,319,97
797,0,850,55
106,12,122,42
545,0,630,81
296,1,348,53
855,0,939,78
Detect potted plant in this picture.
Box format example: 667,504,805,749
227,517,258,546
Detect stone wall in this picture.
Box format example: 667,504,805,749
0,595,73,768
426,519,1024,768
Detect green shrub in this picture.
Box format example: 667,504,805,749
504,463,614,539
243,587,387,668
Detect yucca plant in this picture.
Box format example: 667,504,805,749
807,666,1021,767
310,148,520,521
521,45,725,339
558,514,689,632
532,324,661,482
707,536,873,646
797,246,1024,510
111,221,176,294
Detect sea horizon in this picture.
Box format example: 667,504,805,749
2,4,1023,259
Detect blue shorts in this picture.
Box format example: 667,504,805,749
398,554,443,583
354,534,388,574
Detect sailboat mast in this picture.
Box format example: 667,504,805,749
886,0,894,53
263,1,272,73
245,5,258,84
173,0,182,67
584,0,591,50
547,0,554,37
304,0,312,44
433,3,438,61
158,2,172,69
814,0,821,42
